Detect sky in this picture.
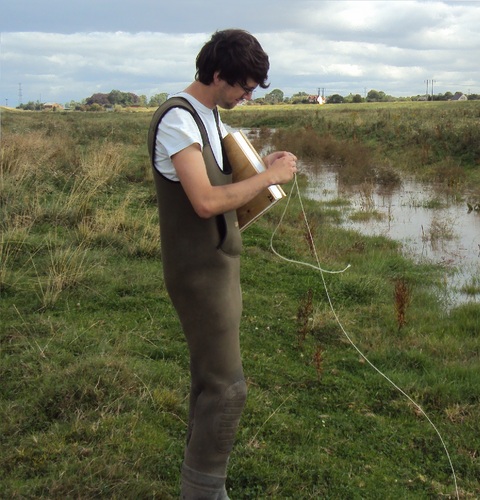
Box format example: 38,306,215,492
1,0,479,107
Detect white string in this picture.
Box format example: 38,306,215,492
269,174,459,499
270,176,351,274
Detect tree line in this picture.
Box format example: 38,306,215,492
259,89,479,104
16,87,479,111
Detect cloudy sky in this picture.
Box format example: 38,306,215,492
1,0,479,106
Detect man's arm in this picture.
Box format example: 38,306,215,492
172,144,297,219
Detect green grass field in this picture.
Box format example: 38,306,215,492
1,104,479,498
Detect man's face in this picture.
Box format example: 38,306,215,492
216,77,257,109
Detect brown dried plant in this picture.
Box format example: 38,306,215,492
313,345,324,380
299,213,317,257
394,278,411,330
296,288,314,346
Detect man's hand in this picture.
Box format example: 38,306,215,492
172,144,297,219
263,151,298,185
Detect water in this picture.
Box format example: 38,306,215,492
301,161,480,307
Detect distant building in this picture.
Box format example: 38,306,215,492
43,102,64,111
308,94,326,104
450,93,468,102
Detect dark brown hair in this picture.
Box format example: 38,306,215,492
195,29,270,89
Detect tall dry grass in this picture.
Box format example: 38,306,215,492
0,118,150,307
32,240,92,309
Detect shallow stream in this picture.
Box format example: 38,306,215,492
301,161,480,308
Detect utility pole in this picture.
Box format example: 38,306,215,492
431,79,436,100
18,83,23,106
424,79,429,100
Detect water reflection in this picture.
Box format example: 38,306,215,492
302,161,480,307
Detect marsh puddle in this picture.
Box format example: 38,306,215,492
301,161,480,308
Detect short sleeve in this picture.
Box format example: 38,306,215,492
157,107,203,158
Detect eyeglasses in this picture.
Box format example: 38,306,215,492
239,83,256,97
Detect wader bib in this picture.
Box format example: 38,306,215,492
148,98,247,495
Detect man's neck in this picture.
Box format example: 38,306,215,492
183,81,216,109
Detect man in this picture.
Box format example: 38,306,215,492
148,29,297,499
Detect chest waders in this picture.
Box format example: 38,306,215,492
148,98,246,499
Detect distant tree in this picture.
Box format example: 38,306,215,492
252,97,266,105
108,90,123,106
264,88,284,104
366,89,379,102
149,93,169,107
366,89,394,102
106,90,140,107
86,93,110,106
18,100,43,111
290,91,310,104
66,99,78,109
352,94,363,103
88,103,104,112
126,92,140,106
327,94,345,104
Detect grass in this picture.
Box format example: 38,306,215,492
224,101,480,192
1,106,479,498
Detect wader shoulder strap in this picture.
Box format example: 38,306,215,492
148,96,212,166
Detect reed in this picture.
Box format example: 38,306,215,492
460,275,480,297
394,278,411,330
296,288,314,346
421,214,456,246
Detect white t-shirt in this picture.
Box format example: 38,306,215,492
154,92,228,181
